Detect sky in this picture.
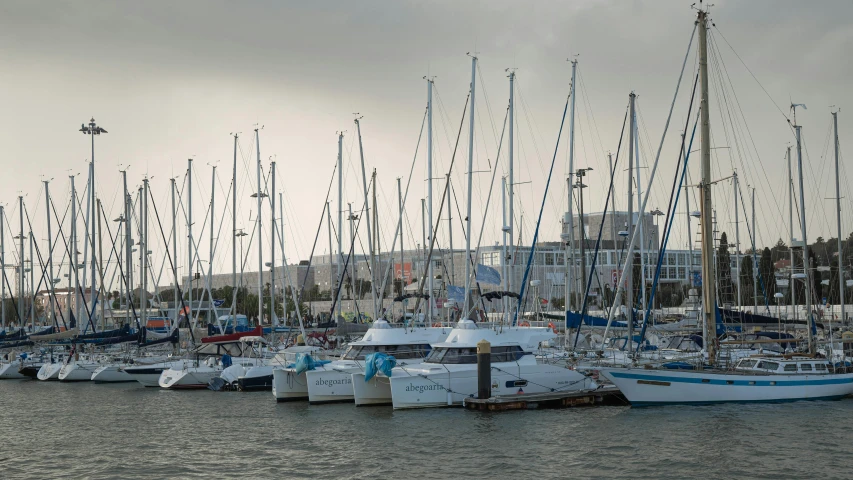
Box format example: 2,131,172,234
0,0,851,287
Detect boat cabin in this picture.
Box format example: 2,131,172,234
734,358,832,374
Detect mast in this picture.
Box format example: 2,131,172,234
566,59,578,309
44,181,55,325
140,184,146,330
626,92,636,342
788,146,796,324
463,54,477,320
270,161,276,325
336,133,343,320
397,178,404,315
698,9,717,362
508,70,515,294
171,177,178,328
16,196,22,328
683,138,695,286
97,198,105,331
502,177,508,320
426,78,434,322
635,108,647,322
355,117,377,320
122,170,131,326
372,169,379,311
70,176,80,324
28,232,33,330
255,129,264,325
0,205,4,330
733,171,741,306
327,201,333,303
751,187,758,312
447,173,454,286
794,119,815,354
833,111,845,324
187,158,193,326
232,134,238,321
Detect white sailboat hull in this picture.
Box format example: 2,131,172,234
601,368,853,406
36,363,64,381
123,363,171,387
59,362,99,382
306,368,355,404
91,365,135,383
0,361,26,379
159,366,220,389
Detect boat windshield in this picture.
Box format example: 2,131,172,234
424,346,526,364
342,344,432,360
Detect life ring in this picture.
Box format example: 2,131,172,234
548,322,559,334
432,323,442,327
519,321,530,327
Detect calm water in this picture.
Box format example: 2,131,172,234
1,380,850,479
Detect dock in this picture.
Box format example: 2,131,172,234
463,386,627,412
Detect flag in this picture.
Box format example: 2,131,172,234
447,285,465,303
475,264,502,285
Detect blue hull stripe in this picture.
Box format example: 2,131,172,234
607,371,853,387
631,395,848,407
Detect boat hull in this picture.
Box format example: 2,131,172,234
271,368,308,401
238,365,274,392
0,361,25,379
59,363,99,382
36,363,64,381
91,365,135,383
159,366,219,389
19,364,43,379
601,368,853,406
351,372,392,406
123,366,168,387
389,363,595,409
306,369,355,404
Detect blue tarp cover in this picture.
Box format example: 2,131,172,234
364,352,396,382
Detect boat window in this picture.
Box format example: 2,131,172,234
756,361,779,371
490,346,526,362
425,347,476,364
737,359,757,369
816,363,828,371
783,364,797,372
342,346,364,360
799,364,813,371
376,344,432,360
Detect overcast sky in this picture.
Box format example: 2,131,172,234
0,0,850,286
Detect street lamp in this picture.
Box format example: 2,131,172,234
80,118,106,325
774,292,785,335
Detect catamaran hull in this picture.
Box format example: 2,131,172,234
389,364,595,410
0,361,25,379
351,372,392,406
601,368,853,406
91,365,135,383
36,363,64,381
306,369,354,404
271,368,308,401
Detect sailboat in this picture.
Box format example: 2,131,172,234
600,6,853,406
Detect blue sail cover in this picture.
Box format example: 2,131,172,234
566,311,629,329
364,352,397,382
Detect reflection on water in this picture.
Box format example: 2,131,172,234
0,380,850,479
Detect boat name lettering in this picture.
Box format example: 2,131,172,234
315,377,352,387
405,383,446,394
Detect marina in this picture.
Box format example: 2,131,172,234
1,1,852,478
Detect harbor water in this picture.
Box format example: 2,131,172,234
1,381,850,479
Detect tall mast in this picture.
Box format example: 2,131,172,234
635,107,647,321
139,186,146,329
327,201,333,303
232,134,238,320
786,146,795,325
170,177,178,328
17,196,23,328
355,117,378,320
733,171,741,306
88,120,98,329
751,187,758,312
122,170,131,326
463,54,477,320
426,79,434,322
508,70,515,293
97,199,105,331
44,181,55,325
698,9,717,362
270,161,276,325
336,132,343,320
626,92,636,341
209,165,218,325
566,60,578,308
397,178,404,312
501,177,508,319
0,205,4,330
794,118,815,354
446,173,454,286
832,111,845,324
255,129,264,325
187,158,193,326
28,231,33,330
70,177,79,324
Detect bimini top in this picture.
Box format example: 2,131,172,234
431,319,555,352
352,319,450,346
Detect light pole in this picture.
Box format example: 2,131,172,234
774,292,785,337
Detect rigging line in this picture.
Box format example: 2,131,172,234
712,25,793,128
298,164,337,294
48,195,95,329
22,204,70,329
411,92,469,315
573,106,629,347
515,93,570,326
329,174,375,318
472,106,510,268
97,200,145,333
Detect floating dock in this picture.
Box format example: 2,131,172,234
463,386,627,411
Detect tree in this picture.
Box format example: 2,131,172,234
758,247,776,301
770,238,789,263
739,255,754,306
717,232,734,305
